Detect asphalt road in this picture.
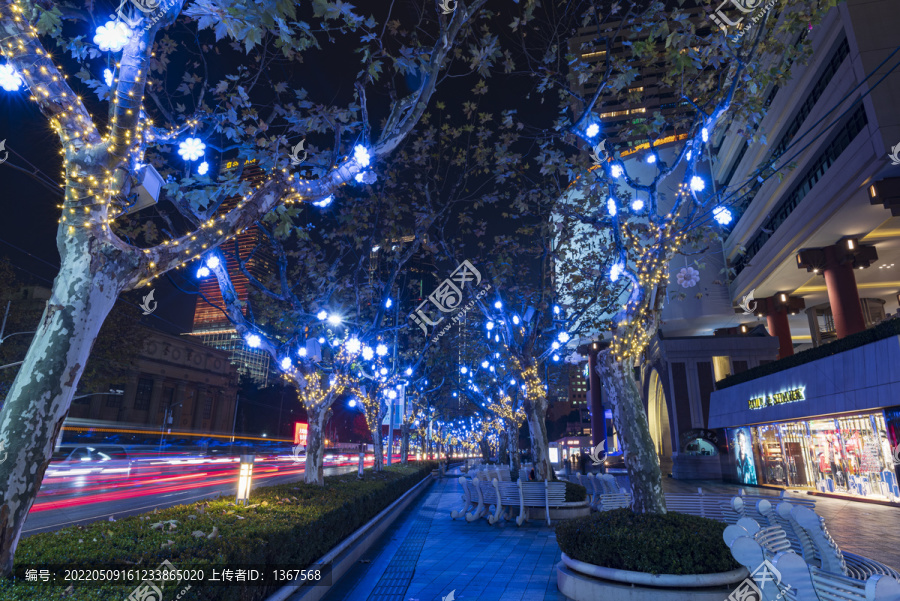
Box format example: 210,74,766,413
22,454,367,537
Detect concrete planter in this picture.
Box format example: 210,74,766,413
557,553,748,601
525,501,590,521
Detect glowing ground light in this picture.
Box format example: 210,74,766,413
375,343,388,356
206,255,220,269
611,164,623,178
345,337,361,354
94,21,131,52
353,145,371,167
178,137,205,161
610,262,623,282
103,68,114,87
313,196,333,207
362,346,374,361
0,64,24,91
585,123,600,138
713,206,733,225
280,357,292,370
690,176,705,192
196,266,210,278
631,199,645,211
197,161,209,176
607,198,617,216
246,334,262,348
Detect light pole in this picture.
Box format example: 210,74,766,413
159,400,183,455
230,394,241,442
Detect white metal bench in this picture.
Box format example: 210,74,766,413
726,522,900,601
573,473,631,512
665,488,816,525
458,478,574,526
450,476,479,520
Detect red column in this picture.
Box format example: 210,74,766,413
823,246,866,338
766,305,794,359
588,351,606,450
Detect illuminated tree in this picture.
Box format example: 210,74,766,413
0,0,494,570
520,0,834,512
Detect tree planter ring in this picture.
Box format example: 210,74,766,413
561,553,748,587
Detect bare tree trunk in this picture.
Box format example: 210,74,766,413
371,423,384,472
304,407,327,485
0,258,120,575
596,349,666,514
508,422,521,473
524,394,554,481
400,422,410,465
498,429,509,466
479,437,491,461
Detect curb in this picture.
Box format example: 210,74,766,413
264,472,435,601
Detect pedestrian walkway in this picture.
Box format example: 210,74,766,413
321,476,566,601
322,472,900,601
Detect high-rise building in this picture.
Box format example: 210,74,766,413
189,161,274,386
566,3,707,148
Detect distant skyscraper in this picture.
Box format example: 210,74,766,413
189,161,274,386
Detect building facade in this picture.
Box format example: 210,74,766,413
709,325,900,503
69,328,240,434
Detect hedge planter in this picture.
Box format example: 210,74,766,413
557,554,748,601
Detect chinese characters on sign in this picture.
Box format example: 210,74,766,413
409,260,492,342
748,387,805,410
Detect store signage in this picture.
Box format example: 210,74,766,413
748,387,805,410
294,422,308,445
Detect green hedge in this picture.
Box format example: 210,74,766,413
555,509,740,575
0,462,436,601
564,481,588,503
718,317,900,389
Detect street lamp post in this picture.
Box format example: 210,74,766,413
159,400,183,455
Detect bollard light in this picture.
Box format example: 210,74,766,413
236,454,255,505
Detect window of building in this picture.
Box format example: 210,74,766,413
712,356,732,382
133,377,153,410
203,391,213,420
106,384,125,407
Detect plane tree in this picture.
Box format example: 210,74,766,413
0,0,498,570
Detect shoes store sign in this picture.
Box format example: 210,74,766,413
748,387,805,410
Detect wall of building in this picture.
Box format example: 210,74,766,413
709,334,900,430
68,328,240,434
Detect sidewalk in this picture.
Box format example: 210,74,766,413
320,473,900,601
320,476,566,601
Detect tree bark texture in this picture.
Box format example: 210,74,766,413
0,256,121,574
304,406,327,485
400,422,410,465
596,349,666,514
524,394,554,481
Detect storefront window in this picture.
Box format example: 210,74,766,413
808,419,848,493
756,424,787,486
835,414,892,499
779,422,814,488
728,427,758,485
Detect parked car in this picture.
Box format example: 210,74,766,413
46,444,133,477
